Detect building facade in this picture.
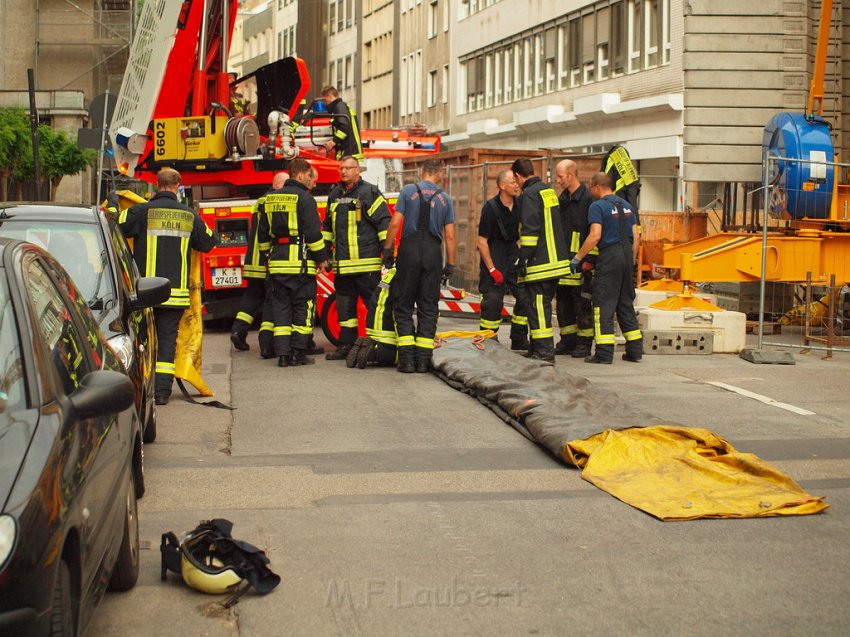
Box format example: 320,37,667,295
359,0,395,128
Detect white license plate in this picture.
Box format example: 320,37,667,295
211,267,242,288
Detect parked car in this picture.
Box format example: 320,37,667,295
0,238,140,636
0,203,170,446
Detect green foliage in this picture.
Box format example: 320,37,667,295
0,108,32,200
38,124,95,186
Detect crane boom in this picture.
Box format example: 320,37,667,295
807,0,833,118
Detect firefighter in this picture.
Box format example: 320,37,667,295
256,158,330,367
321,85,364,162
572,172,643,364
323,155,391,360
511,158,570,363
118,168,220,404
230,171,288,355
602,144,641,228
476,170,530,350
383,159,457,373
554,159,596,358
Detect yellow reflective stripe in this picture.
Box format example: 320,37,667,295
560,324,578,335
534,293,547,335
542,188,558,264
147,235,157,277
156,362,175,374
479,318,502,329
623,329,643,341
322,231,334,241
593,306,602,339
415,336,435,349
307,238,325,252
595,335,615,345
558,275,581,285
258,241,271,251
589,246,599,255
377,230,388,241
397,335,415,347
367,196,386,217
339,318,359,328
511,314,528,325
335,130,348,140
336,258,382,274
570,231,581,253
180,237,189,290
235,312,253,324
260,321,274,332
118,208,129,224
347,209,359,261
578,328,594,337
519,236,538,247
530,327,553,339
293,324,313,335
349,105,363,154
274,326,292,336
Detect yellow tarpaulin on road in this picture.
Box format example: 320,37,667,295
563,426,828,521
432,332,828,521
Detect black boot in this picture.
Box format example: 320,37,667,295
530,339,555,365
414,349,432,373
277,354,292,367
623,338,644,362
510,338,530,351
585,344,613,364
554,338,575,356
325,344,352,361
304,338,324,356
230,330,250,351
397,346,415,373
291,350,315,366
570,337,593,359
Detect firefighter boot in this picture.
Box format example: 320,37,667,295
414,348,432,373
510,337,530,351
277,354,292,368
230,329,250,351
623,338,644,363
258,328,275,359
554,334,577,356
586,344,613,364
530,339,555,365
570,336,593,359
291,350,315,366
397,346,415,374
325,344,352,361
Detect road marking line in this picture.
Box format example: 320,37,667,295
706,381,816,416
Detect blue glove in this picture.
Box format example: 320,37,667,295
569,257,582,274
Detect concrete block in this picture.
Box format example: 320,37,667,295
739,348,796,365
645,331,713,355
638,307,747,353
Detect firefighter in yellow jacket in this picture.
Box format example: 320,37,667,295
511,158,570,363
257,158,330,367
118,168,220,404
322,155,391,359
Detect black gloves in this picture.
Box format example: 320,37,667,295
105,191,120,213
441,263,455,285
382,245,395,270
569,257,582,274
515,257,527,278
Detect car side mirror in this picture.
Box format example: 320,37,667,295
69,370,135,418
131,276,171,310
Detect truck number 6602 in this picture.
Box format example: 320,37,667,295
154,121,166,157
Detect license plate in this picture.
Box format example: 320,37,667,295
211,267,242,288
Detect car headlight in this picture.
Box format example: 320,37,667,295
0,515,16,569
108,334,134,370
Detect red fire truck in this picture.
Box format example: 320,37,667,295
109,0,444,340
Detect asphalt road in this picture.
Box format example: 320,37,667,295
89,320,850,637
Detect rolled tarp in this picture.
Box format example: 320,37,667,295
431,334,827,520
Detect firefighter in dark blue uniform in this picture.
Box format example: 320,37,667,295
323,156,391,359
554,159,597,358
118,168,220,404
512,158,570,363
230,171,288,355
572,172,643,364
477,170,529,349
321,85,364,162
383,159,457,373
256,158,330,367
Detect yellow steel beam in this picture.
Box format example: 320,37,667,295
808,0,833,117
661,231,850,284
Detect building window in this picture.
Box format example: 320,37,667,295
628,0,643,73
414,50,423,114
441,64,449,104
596,6,610,80
610,2,626,75
401,56,409,115
345,55,353,89
427,69,437,107
329,2,337,35
428,0,438,38
494,52,502,105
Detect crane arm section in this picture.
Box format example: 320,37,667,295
807,0,832,118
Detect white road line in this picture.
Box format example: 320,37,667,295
705,381,816,416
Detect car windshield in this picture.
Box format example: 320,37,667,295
0,269,27,419
0,222,112,311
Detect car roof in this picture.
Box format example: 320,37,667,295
0,203,99,225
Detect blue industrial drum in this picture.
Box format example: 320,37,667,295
762,112,834,219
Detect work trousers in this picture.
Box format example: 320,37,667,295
592,244,643,362
335,271,380,346
392,234,443,364
258,282,275,356
232,277,267,336
525,278,559,359
154,306,185,397
271,273,316,356
479,273,530,343
556,272,594,350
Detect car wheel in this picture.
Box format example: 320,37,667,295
108,469,140,592
50,560,75,636
143,401,157,443
133,437,146,500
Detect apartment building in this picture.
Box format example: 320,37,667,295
397,0,452,134
359,1,395,128
326,0,359,112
